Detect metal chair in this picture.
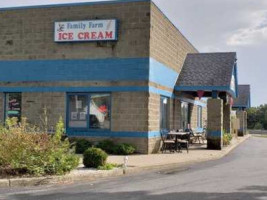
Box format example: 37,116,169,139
160,131,175,153
177,130,190,153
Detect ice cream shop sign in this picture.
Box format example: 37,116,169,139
54,19,118,42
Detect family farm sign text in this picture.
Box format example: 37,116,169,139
54,19,118,42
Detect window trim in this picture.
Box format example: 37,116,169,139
66,92,112,132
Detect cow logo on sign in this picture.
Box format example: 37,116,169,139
57,23,65,32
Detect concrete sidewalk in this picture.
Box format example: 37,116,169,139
108,135,250,169
0,135,250,188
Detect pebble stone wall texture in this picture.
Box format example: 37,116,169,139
207,99,223,150
147,2,199,152
223,103,232,134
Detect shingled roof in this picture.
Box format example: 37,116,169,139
175,52,238,97
233,85,251,108
177,52,236,86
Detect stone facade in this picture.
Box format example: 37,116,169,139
207,99,223,150
223,104,231,133
0,1,151,60
111,92,149,132
22,92,65,130
150,2,198,72
0,0,207,154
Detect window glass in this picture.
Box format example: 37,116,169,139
68,95,88,128
160,96,169,131
181,102,188,130
5,93,22,122
89,94,110,129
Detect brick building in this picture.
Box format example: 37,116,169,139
0,0,238,153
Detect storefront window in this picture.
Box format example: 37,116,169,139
181,102,189,130
160,96,169,131
68,95,88,128
5,93,22,122
197,106,203,128
90,94,110,129
68,93,111,130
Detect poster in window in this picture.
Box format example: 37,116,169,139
76,100,82,109
71,112,78,120
80,112,86,120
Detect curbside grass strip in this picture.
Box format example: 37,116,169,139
0,135,251,188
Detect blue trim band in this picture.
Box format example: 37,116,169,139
0,86,149,93
0,0,150,11
0,58,149,82
0,57,179,90
67,130,160,138
149,58,179,89
207,130,222,138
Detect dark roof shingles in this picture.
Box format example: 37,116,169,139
177,52,237,87
233,85,251,107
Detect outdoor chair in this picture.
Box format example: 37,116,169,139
160,131,175,153
192,128,207,144
177,131,190,153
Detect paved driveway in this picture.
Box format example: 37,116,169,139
1,136,267,200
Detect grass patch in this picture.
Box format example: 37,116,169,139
97,163,122,170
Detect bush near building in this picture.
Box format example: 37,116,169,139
223,132,233,146
96,140,136,155
83,147,108,168
0,117,79,177
71,138,93,154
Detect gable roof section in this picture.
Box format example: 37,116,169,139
175,52,238,97
233,85,251,108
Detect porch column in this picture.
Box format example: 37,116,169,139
236,110,245,136
223,103,231,133
207,99,223,150
244,111,248,134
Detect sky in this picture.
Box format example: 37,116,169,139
0,0,266,106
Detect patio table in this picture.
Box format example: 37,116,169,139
168,131,189,152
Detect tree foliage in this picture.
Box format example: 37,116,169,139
247,104,267,129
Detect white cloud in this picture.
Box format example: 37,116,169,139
227,10,267,46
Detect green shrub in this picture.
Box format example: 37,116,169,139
96,140,135,155
96,140,116,154
223,132,232,146
97,163,121,170
74,139,93,154
115,143,135,155
83,147,107,168
0,117,79,176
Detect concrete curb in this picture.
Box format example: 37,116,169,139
0,135,251,188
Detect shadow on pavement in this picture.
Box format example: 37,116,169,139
9,185,267,200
